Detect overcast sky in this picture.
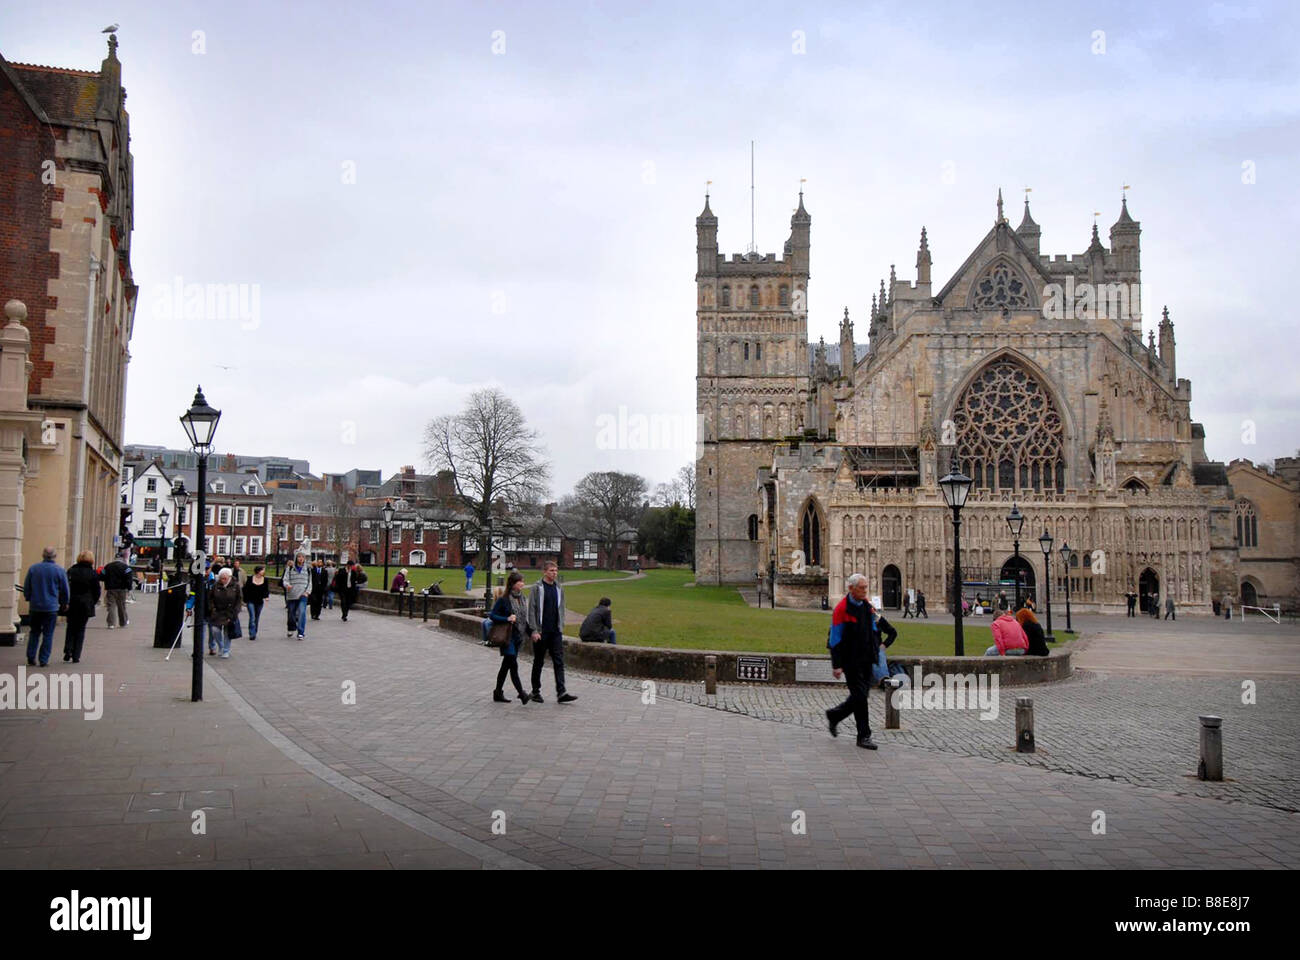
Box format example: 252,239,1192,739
3,0,1297,494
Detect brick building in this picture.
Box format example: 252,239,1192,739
0,38,136,583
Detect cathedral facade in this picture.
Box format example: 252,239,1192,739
695,190,1255,615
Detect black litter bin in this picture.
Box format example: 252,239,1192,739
153,581,188,649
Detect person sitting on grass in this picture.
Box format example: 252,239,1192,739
1016,606,1049,656
579,597,616,644
984,608,1029,656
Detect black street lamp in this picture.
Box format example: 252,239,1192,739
1059,541,1074,634
482,513,495,608
381,498,395,590
938,470,973,656
179,386,221,703
158,507,170,584
1038,527,1055,642
172,482,189,582
1006,503,1025,610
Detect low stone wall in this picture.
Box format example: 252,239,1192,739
267,579,479,618
439,609,1071,686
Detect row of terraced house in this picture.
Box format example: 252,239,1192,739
121,455,639,572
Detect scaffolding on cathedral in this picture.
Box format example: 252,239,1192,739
843,446,921,489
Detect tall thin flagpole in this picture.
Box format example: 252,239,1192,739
750,140,755,252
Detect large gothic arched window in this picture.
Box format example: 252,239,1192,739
953,357,1066,493
1236,500,1258,547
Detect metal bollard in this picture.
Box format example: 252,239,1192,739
422,594,429,622
408,591,414,618
884,678,903,729
1198,715,1223,781
704,655,717,695
1015,696,1035,753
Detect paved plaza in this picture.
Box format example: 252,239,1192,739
1,598,1297,869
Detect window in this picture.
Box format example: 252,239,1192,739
276,524,287,539
295,524,304,540
141,520,156,536
146,477,157,492
779,285,790,307
954,357,1065,493
440,526,449,542
744,343,750,360
439,550,448,565
414,525,423,544
250,536,263,555
747,514,759,541
755,343,761,360
217,506,230,526
360,520,370,529
287,502,298,511
217,536,230,555
235,507,248,526
212,480,225,493
251,507,264,526
971,260,1031,312
234,536,247,555
327,526,336,540
311,525,320,540
205,506,214,525
143,498,158,513
749,284,759,308
391,548,401,563
202,536,211,553
801,501,822,566
390,524,402,542
720,285,730,308
1236,500,1258,548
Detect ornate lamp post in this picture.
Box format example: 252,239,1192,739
158,507,170,583
1059,541,1074,634
1038,527,1055,643
172,482,189,582
179,386,221,702
938,471,973,656
381,498,395,590
1005,503,1025,610
482,513,495,608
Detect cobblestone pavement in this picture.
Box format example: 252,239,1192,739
200,603,1299,869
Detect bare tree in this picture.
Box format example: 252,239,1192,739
572,471,647,566
654,462,696,508
423,388,551,562
328,487,362,562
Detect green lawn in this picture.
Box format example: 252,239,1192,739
558,568,1071,655
354,565,636,593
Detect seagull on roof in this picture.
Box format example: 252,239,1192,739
102,23,120,33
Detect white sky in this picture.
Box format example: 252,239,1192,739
3,0,1297,494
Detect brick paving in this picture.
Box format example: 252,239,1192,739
3,596,1297,869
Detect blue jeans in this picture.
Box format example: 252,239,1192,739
481,618,492,643
26,611,58,665
287,596,308,636
247,601,263,638
325,590,334,609
466,577,473,592
984,645,1026,656
607,629,616,645
208,621,226,653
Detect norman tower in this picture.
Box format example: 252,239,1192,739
695,191,811,583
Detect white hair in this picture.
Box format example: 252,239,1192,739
217,567,234,582
845,573,869,589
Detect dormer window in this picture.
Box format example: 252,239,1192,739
212,480,225,493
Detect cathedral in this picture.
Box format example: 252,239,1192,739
694,188,1274,615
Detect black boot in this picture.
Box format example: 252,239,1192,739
492,689,510,702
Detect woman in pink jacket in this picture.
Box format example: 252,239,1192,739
984,610,1029,656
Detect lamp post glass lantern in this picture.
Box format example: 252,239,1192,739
158,508,170,579
1006,503,1025,610
180,386,220,702
938,471,973,656
381,499,395,591
1059,541,1074,633
1038,528,1055,642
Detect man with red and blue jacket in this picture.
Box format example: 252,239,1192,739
825,573,879,750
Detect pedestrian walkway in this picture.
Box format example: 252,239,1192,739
3,597,1297,869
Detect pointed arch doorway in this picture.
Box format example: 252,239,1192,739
1139,568,1160,613
882,564,902,609
1000,555,1036,608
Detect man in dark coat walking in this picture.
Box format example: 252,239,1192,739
825,573,879,750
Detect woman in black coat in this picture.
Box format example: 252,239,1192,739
488,571,533,704
1017,608,1050,656
64,550,102,663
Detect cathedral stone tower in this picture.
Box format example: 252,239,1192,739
695,192,812,583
